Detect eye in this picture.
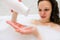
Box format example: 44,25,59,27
45,9,49,11
39,9,41,11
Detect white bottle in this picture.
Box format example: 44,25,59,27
3,0,29,15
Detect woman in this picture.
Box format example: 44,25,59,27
7,0,60,40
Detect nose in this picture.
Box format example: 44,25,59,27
41,11,46,16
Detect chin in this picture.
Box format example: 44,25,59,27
41,18,47,21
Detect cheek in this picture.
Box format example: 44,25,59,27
46,11,52,18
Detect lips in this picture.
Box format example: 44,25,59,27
41,16,46,18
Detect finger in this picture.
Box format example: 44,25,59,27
14,22,24,28
24,27,33,30
6,21,20,29
16,29,20,32
11,9,13,12
17,28,32,33
15,28,26,34
11,9,17,13
15,26,33,34
20,29,32,34
24,29,32,33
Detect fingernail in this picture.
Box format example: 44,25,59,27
18,0,22,2
11,9,13,12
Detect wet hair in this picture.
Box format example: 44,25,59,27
38,0,60,25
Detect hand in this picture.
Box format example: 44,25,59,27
16,27,33,34
11,9,18,22
11,9,18,14
6,21,33,34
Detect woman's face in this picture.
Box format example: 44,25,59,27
38,1,52,22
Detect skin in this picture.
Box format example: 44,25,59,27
10,0,60,40
38,1,52,23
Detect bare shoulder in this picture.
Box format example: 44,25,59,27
52,23,60,28
51,22,60,31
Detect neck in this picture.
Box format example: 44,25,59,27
32,20,51,25
40,20,50,23
39,20,50,25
